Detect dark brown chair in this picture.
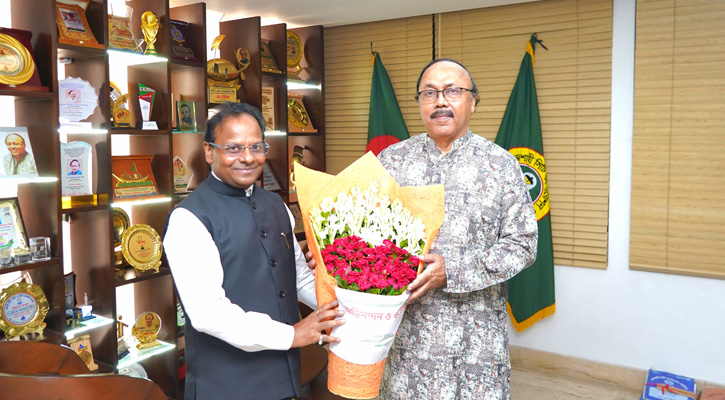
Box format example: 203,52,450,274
0,341,90,375
0,373,168,400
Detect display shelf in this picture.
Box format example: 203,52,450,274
65,314,115,340
117,339,176,370
0,328,64,344
61,196,109,211
0,90,55,99
114,266,171,287
0,258,60,275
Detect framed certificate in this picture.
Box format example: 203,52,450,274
121,224,163,274
55,1,103,49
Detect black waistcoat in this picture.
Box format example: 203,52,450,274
174,176,300,400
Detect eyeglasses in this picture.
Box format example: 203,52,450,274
207,141,270,156
415,87,475,103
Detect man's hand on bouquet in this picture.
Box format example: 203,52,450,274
305,251,316,270
406,253,447,304
291,300,345,348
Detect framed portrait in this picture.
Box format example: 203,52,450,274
0,198,29,256
55,1,103,49
176,101,197,132
288,202,305,240
0,127,39,179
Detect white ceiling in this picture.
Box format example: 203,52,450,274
169,0,539,28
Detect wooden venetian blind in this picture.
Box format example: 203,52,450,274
439,0,613,269
630,0,725,279
324,16,432,174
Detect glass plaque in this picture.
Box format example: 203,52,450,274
176,101,196,132
59,77,98,123
61,141,92,196
173,156,193,193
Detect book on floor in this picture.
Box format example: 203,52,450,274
641,368,696,400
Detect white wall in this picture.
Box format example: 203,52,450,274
508,0,725,383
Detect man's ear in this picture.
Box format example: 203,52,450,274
203,142,214,164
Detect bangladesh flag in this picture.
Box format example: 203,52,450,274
366,51,409,155
495,34,556,332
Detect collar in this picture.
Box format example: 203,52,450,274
209,171,254,197
423,130,474,154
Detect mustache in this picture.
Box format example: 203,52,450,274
430,109,453,118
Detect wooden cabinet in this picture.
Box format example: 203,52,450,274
0,1,213,398
2,2,325,397
215,18,326,208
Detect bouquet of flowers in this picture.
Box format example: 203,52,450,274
297,153,444,399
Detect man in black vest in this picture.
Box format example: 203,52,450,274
164,102,345,400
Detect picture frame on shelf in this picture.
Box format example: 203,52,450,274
55,0,103,49
176,101,197,132
0,127,39,178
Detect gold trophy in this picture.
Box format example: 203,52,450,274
141,11,160,56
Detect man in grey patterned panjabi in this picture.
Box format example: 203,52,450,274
377,58,538,400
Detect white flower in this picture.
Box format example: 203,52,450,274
310,182,427,255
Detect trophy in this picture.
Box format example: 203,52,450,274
0,281,49,339
207,35,241,104
131,311,162,350
138,84,157,130
286,30,308,81
141,11,160,56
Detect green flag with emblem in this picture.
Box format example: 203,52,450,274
495,34,555,332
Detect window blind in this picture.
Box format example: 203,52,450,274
438,0,613,269
630,0,725,279
324,16,432,174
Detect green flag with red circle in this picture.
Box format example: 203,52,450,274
366,52,409,155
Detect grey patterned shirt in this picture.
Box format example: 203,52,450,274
377,131,537,400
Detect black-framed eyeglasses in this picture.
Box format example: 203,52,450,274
207,141,270,156
415,87,475,103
